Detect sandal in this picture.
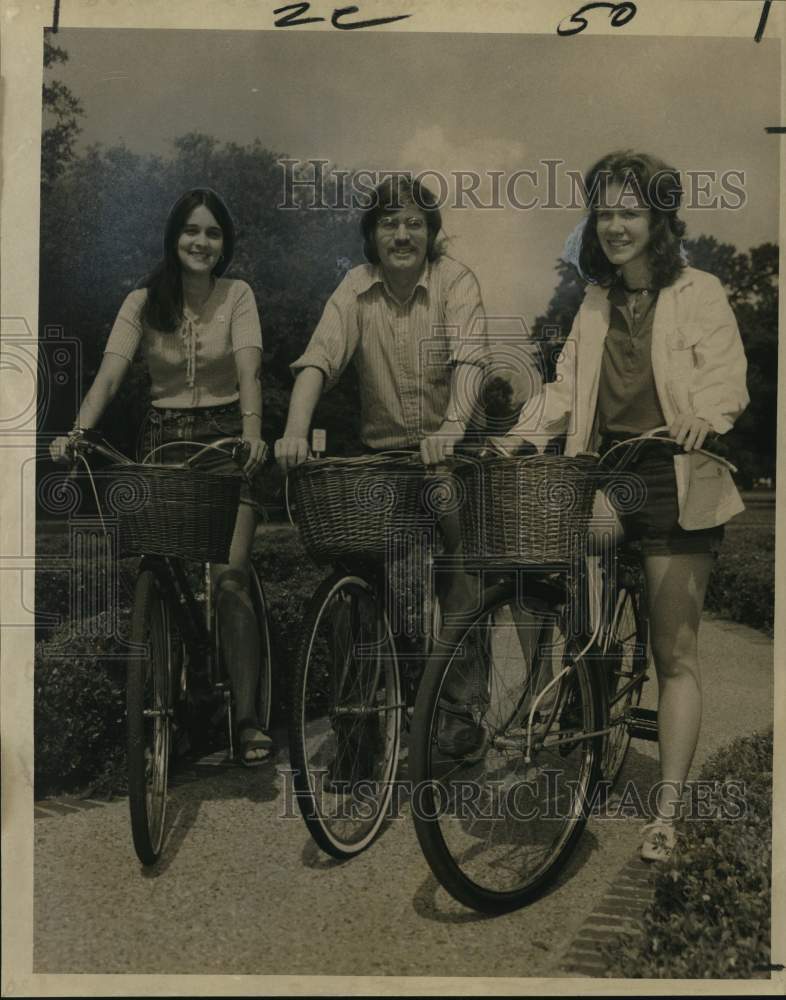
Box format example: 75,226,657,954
640,819,676,862
235,718,273,768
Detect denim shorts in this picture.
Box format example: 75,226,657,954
600,436,724,557
138,403,262,514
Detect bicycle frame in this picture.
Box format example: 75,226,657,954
514,429,732,761
66,430,252,749
287,451,446,709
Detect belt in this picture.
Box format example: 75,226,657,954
151,402,239,420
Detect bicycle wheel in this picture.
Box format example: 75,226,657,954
289,572,402,858
600,577,649,785
127,568,175,865
249,564,274,733
410,581,601,913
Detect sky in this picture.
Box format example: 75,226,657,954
47,28,781,324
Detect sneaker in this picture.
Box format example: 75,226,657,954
640,819,676,862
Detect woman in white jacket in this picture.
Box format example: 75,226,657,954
505,151,749,860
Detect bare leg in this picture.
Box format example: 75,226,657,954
586,488,626,634
212,502,270,763
643,551,714,820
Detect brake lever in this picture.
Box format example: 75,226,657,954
232,439,270,470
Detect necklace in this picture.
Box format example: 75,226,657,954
623,285,655,324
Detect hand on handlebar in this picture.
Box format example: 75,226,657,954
667,415,714,452
49,428,89,465
274,435,310,474
50,435,76,465
235,437,268,476
420,421,466,467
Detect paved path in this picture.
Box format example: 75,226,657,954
33,615,772,980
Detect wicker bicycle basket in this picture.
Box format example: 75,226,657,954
103,465,241,562
289,456,438,562
458,454,599,567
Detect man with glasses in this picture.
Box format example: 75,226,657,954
275,175,487,468
275,176,490,766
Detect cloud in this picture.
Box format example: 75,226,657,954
397,125,529,179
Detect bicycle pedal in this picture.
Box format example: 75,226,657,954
625,706,658,741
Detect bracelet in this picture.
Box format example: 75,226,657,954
241,411,262,420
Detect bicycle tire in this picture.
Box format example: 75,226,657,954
600,578,649,786
410,580,602,913
127,568,175,865
249,564,274,733
289,572,402,858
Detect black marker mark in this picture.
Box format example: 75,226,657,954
755,0,773,42
50,0,60,33
765,126,786,133
753,962,785,972
557,1,637,37
273,3,324,27
331,5,411,29
274,1,410,29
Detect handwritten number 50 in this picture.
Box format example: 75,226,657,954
557,2,637,37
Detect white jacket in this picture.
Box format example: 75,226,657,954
510,268,750,529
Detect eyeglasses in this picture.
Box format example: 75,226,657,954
376,216,426,233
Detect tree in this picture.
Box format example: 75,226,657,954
41,34,84,187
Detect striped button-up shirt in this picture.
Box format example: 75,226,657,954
291,256,487,449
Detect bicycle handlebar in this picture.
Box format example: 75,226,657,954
140,436,252,469
66,429,255,472
595,426,737,473
475,426,736,474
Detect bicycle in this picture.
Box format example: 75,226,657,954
409,428,736,913
285,450,451,859
62,428,275,866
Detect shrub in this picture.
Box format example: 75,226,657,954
33,527,325,796
603,731,773,979
705,529,774,634
35,618,130,798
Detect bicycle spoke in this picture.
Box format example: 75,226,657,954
290,574,402,857
411,586,601,912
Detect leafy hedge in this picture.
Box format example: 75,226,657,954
35,615,130,797
603,730,773,979
704,523,774,634
34,527,323,797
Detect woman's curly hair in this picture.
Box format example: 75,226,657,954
578,150,686,289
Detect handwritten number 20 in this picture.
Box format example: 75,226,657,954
273,2,410,30
557,2,637,37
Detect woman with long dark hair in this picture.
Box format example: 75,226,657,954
504,151,749,859
51,188,271,765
